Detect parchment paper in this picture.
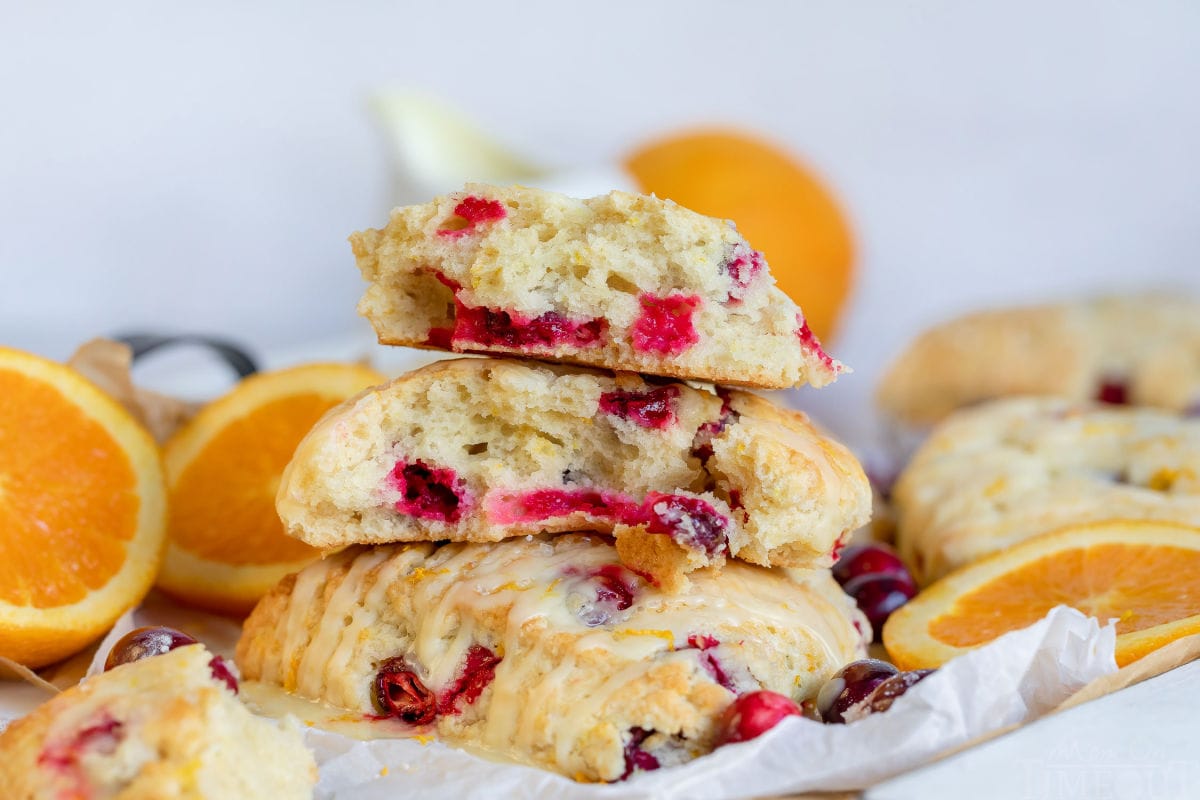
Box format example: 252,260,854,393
0,604,1128,799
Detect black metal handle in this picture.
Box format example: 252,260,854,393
112,333,260,378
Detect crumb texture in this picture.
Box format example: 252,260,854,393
351,184,843,389
276,358,871,586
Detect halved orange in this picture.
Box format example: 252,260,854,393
884,520,1200,669
0,346,166,668
626,129,855,342
157,363,385,614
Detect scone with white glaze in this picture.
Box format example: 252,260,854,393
894,396,1200,583
351,184,844,389
877,294,1200,429
0,643,316,799
236,534,867,782
276,358,871,589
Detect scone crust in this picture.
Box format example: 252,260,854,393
275,358,871,584
894,396,1200,583
351,184,843,390
0,645,316,800
877,295,1200,427
237,535,867,782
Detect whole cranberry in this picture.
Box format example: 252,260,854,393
832,542,912,586
815,659,899,724
104,626,197,671
841,574,917,641
715,690,802,745
104,625,237,692
854,669,935,718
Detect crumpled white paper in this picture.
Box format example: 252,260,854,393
0,603,1117,798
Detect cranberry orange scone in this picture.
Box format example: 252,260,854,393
236,535,867,782
351,184,844,389
276,358,870,588
877,294,1200,429
0,644,316,799
894,397,1200,583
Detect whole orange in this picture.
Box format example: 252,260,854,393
626,130,854,342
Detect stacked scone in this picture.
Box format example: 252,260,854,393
237,185,873,781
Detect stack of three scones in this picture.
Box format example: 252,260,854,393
236,185,872,782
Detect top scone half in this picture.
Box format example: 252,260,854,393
351,184,844,389
276,358,870,590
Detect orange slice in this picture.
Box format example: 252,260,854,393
157,362,385,614
625,129,854,342
0,346,166,667
883,520,1200,669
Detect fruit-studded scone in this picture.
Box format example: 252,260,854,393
276,358,870,589
236,535,867,782
877,294,1200,428
0,644,316,799
351,184,844,389
894,397,1200,583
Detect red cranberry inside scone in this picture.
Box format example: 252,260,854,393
1095,377,1129,405
436,196,507,237
642,493,731,556
452,306,608,350
38,713,125,772
564,564,641,627
794,314,839,374
486,488,731,558
620,727,662,780
690,388,738,464
390,460,469,523
439,645,502,715
373,657,437,725
598,385,681,429
631,293,702,355
684,634,737,692
722,245,765,303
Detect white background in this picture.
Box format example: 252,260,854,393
2,1,1199,431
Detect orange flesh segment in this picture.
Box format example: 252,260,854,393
168,393,335,565
0,368,138,607
930,543,1200,647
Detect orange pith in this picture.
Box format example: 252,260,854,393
0,367,138,607
168,393,331,565
929,543,1200,647
625,129,854,342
